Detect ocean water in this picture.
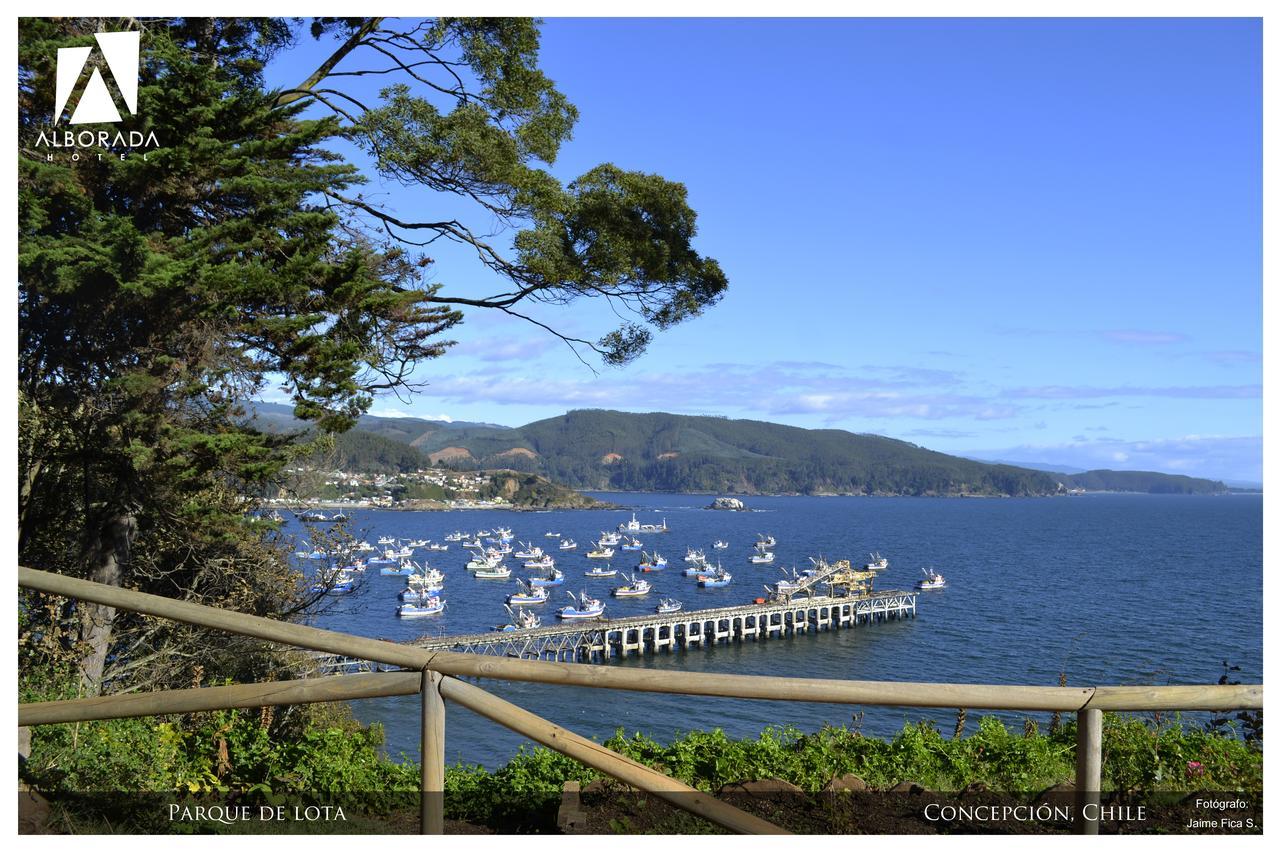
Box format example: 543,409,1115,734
283,492,1262,767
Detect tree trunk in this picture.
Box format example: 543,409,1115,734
78,512,136,695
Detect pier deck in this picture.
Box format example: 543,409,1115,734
310,589,918,673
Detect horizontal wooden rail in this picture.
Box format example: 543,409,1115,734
437,674,788,835
19,567,1263,712
18,672,422,727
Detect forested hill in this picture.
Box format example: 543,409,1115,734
1055,469,1226,494
252,404,1227,496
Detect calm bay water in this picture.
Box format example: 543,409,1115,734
287,492,1262,767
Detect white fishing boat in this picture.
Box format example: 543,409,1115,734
514,542,544,560
620,536,643,551
598,531,622,547
308,568,356,595
524,554,555,570
584,565,617,578
656,598,683,614
493,527,514,542
380,558,418,576
915,569,946,590
353,540,376,552
638,517,669,533
617,512,642,532
559,538,578,550
557,591,605,620
544,532,561,538
712,540,729,550
497,605,541,631
683,548,707,564
406,539,429,548
465,549,503,571
393,545,415,558
586,545,615,559
474,564,512,579
749,551,775,564
506,580,550,606
426,542,449,551
298,510,328,523
754,534,777,549
397,596,445,617
444,531,466,542
865,553,889,571
528,568,565,587
378,536,396,545
637,551,667,572
698,566,733,588
612,574,651,597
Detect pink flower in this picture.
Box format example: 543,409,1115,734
1186,761,1205,777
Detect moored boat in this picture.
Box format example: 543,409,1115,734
656,598,683,614
528,568,565,587
559,538,578,550
557,591,605,620
584,565,618,578
397,596,445,617
586,545,615,559
915,568,946,590
697,566,733,588
712,540,729,550
507,580,550,606
612,574,652,597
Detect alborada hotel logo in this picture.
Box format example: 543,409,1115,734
36,29,160,157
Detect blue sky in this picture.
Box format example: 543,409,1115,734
263,18,1261,482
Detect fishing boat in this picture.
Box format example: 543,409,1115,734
426,542,449,551
397,596,445,617
638,517,669,533
476,529,492,537
865,553,889,571
749,551,775,564
683,547,707,564
713,540,729,550
697,566,733,588
493,527,514,542
584,565,618,578
524,554,555,570
617,512,642,532
473,564,512,580
392,545,415,558
528,568,565,587
620,536,643,551
308,569,356,595
399,571,444,601
586,545,615,559
544,532,561,538
406,539,429,548
444,531,466,542
506,581,550,606
637,551,667,572
465,548,503,570
378,536,396,545
915,569,946,590
514,542,543,560
612,574,652,597
559,538,578,550
557,591,605,620
298,510,328,523
381,558,417,577
353,540,376,553
598,531,622,547
656,598,683,614
754,534,777,548
497,605,541,631
330,511,350,522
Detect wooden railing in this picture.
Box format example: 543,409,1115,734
18,567,1263,835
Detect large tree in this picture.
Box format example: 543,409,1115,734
17,17,726,693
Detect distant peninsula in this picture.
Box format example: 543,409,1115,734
250,404,1228,498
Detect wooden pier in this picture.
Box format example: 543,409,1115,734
310,589,918,672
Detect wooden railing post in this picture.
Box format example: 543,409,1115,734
1073,707,1102,834
420,669,445,835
